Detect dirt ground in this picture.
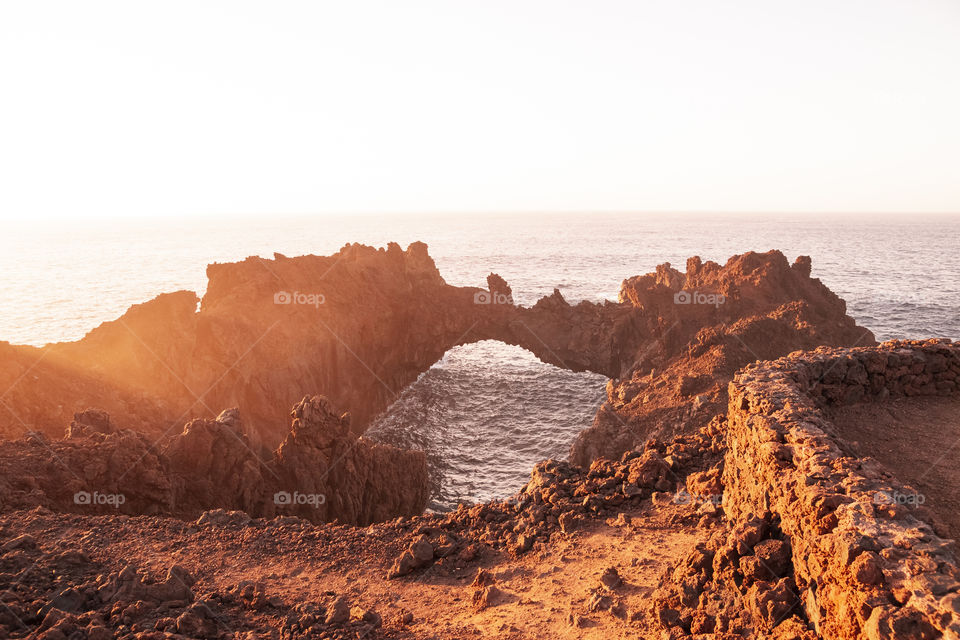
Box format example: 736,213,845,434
0,500,711,639
828,395,960,544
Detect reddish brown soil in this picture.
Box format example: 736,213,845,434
6,500,706,640
0,483,716,639
828,395,960,545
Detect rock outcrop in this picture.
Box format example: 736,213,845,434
0,244,872,469
1,242,495,450
561,251,874,465
0,396,427,526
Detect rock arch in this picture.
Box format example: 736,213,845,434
0,243,872,465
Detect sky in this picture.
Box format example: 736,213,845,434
1,0,959,219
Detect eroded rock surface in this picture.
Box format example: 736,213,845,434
0,245,871,468
564,251,874,465
0,396,427,526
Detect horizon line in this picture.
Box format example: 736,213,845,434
3,209,960,223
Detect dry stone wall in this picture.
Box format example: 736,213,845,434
723,339,960,640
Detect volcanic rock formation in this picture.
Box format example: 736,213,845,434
0,242,489,450
0,237,953,640
0,396,427,526
0,244,871,470
562,252,875,464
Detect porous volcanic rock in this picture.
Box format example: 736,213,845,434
0,397,427,526
724,339,960,640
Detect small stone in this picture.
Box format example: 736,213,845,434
753,539,791,577
851,551,884,585
657,608,681,627
600,567,622,591
473,585,504,610
174,603,219,639
325,596,350,624
651,492,674,506
697,501,718,516
350,605,381,627
559,512,577,533
410,538,434,565
586,592,612,612
49,587,84,612
387,551,416,578
471,569,495,588
2,534,36,552
567,612,591,628
516,533,535,553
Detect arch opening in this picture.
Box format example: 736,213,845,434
367,340,607,511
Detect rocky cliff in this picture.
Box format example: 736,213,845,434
0,244,872,469
560,252,874,465
0,242,494,450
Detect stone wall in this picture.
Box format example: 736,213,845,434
723,339,960,640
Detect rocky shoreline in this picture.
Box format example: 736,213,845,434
0,245,871,455
0,244,954,639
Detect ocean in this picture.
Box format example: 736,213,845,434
2,212,958,509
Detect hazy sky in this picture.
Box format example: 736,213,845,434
2,1,959,218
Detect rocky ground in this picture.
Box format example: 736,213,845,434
0,247,933,639
0,418,827,639
0,500,700,640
